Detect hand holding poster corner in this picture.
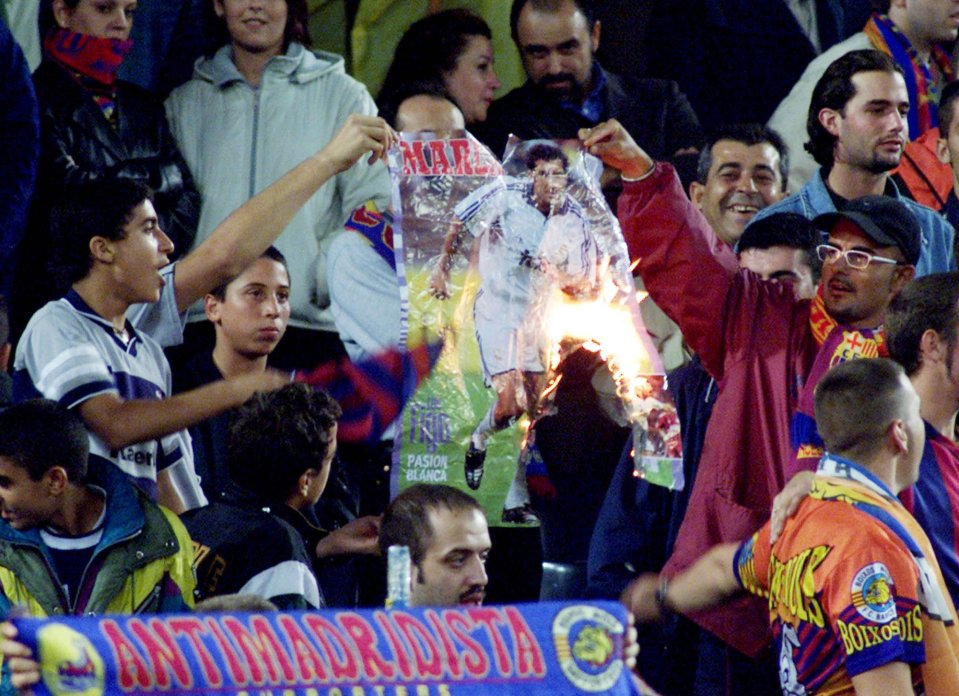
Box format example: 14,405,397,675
387,132,683,526
13,601,648,695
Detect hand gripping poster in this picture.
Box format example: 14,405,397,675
388,132,683,527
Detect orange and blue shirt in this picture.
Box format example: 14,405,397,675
733,458,959,695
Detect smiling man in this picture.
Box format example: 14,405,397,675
581,118,919,686
752,49,955,277
379,484,491,607
689,124,789,246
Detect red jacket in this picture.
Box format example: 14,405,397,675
618,163,819,656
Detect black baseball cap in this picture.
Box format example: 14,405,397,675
813,196,921,266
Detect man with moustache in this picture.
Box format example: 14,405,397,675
581,118,918,687
379,484,491,607
638,123,791,370
478,0,703,185
752,49,955,276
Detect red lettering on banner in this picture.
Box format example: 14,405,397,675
100,619,152,690
221,616,295,685
338,612,396,679
503,607,546,678
305,615,360,681
250,616,297,682
374,611,414,680
424,610,462,678
443,611,489,677
126,618,193,690
450,139,474,176
467,608,511,675
205,617,249,685
427,141,453,175
276,615,329,681
394,612,443,679
168,617,223,686
400,141,431,176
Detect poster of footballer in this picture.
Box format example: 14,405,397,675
387,132,683,527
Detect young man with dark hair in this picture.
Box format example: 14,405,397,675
13,116,395,514
183,383,379,609
174,246,291,500
770,0,959,190
754,49,955,277
624,358,959,695
0,398,194,627
379,484,490,607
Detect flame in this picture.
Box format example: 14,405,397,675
542,280,657,426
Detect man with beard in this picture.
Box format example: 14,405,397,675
378,484,490,607
476,0,703,187
581,118,918,689
751,49,955,277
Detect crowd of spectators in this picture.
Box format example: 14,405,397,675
3,0,959,694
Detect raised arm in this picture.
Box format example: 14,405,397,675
581,119,739,377
172,115,396,313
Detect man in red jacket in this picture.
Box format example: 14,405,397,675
581,119,917,668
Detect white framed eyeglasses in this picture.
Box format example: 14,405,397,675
815,243,902,270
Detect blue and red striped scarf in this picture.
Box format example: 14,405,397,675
864,13,954,138
295,342,440,444
42,27,132,125
789,288,886,477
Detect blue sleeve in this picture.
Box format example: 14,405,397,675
0,16,39,298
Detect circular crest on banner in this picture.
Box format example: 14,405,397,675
552,605,624,692
37,623,105,696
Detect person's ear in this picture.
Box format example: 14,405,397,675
819,108,841,137
204,294,221,323
937,135,952,165
52,0,74,30
689,181,706,209
296,470,313,498
591,20,601,52
213,0,226,19
890,264,916,296
888,418,909,455
917,327,945,368
43,466,69,496
89,236,115,265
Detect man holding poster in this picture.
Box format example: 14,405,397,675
429,142,597,523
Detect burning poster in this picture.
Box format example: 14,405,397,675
388,132,682,527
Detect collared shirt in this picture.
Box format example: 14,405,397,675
560,62,608,123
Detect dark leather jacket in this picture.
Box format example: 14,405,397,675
12,60,199,334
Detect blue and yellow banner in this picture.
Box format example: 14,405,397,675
14,601,641,695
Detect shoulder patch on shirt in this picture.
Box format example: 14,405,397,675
851,562,896,623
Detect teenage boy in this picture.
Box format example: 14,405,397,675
13,115,395,513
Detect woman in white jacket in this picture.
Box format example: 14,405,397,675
165,0,391,370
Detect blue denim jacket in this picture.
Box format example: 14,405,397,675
751,169,956,277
